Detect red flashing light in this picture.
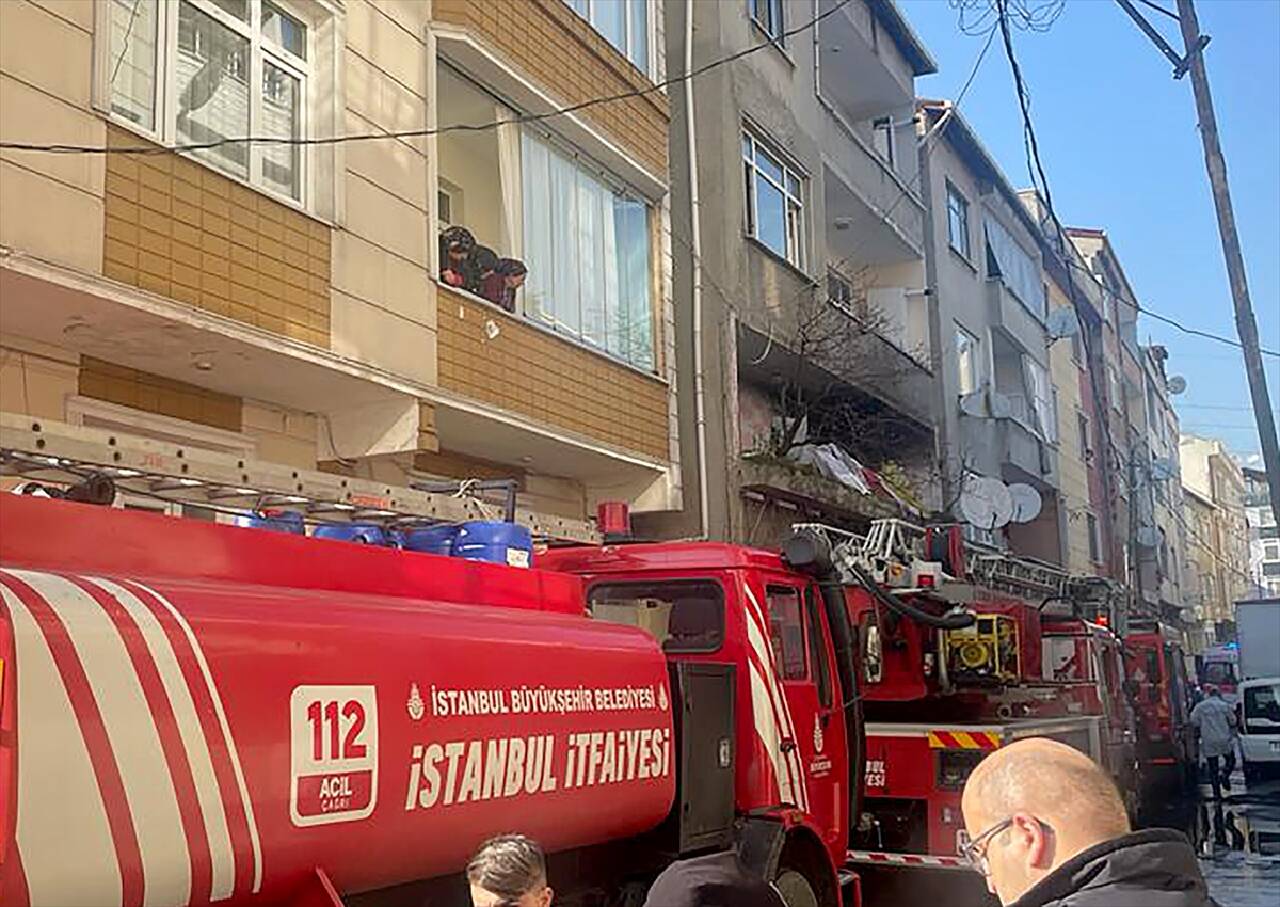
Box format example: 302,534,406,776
1096,614,1109,627
596,501,631,538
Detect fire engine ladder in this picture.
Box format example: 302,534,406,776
0,413,599,543
794,518,1095,605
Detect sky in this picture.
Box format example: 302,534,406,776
899,0,1280,464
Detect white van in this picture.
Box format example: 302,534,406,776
1240,676,1280,783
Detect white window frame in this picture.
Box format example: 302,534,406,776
1077,411,1090,461
955,323,979,397
946,180,971,260
565,0,654,77
749,0,786,43
96,0,329,212
743,127,806,269
1264,540,1280,561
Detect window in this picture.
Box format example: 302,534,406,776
1023,355,1057,443
1261,525,1280,540
1107,365,1121,411
804,589,833,707
985,217,1047,317
743,130,805,268
873,116,895,168
588,580,724,653
105,0,312,203
750,0,785,41
1087,513,1102,563
436,66,656,371
1264,562,1280,577
522,131,654,369
1071,328,1085,365
566,0,649,73
767,586,807,681
1263,540,1280,561
1244,683,1280,725
1077,413,1090,461
956,324,979,396
946,182,971,259
827,270,856,314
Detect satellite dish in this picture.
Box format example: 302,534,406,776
1167,376,1187,395
959,475,1014,530
1045,307,1079,341
989,392,1013,419
959,392,986,417
1150,457,1176,481
1007,483,1043,523
1136,525,1162,548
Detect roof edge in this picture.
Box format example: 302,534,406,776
870,0,939,76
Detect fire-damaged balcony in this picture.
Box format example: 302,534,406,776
734,313,937,533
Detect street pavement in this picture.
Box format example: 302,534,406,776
1187,769,1280,907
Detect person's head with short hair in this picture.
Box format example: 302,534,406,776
466,834,553,907
496,257,528,290
473,246,499,277
960,738,1130,906
1204,683,1220,698
442,226,476,263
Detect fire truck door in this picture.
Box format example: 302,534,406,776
764,583,844,847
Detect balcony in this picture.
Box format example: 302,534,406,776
995,394,1058,487
987,277,1045,356
816,0,930,120
821,108,925,267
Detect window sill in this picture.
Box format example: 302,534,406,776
949,245,978,274
435,281,665,384
749,22,796,68
745,234,811,285
100,112,333,229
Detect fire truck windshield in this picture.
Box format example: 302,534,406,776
589,579,725,653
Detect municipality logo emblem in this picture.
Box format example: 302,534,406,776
657,684,669,712
406,683,425,721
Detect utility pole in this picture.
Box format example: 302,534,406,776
1175,0,1280,523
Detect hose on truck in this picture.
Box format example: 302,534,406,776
846,562,976,631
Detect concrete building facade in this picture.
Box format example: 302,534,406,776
918,103,1063,563
1181,434,1252,640
644,0,938,545
1244,466,1280,597
0,0,680,528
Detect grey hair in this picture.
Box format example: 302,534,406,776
466,834,547,898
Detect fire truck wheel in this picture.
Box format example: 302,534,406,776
774,869,820,907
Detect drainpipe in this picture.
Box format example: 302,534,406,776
685,0,710,539
919,109,951,510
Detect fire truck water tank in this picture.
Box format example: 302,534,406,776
0,564,675,906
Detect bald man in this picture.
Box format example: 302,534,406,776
960,738,1218,907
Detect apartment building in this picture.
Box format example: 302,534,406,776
918,102,1064,563
1136,345,1187,618
1181,434,1252,639
1244,465,1280,597
641,0,937,544
0,0,679,530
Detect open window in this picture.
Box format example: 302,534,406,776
435,64,655,370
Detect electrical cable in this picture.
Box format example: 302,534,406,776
1133,0,1180,22
0,0,858,156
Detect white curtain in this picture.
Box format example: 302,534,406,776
496,119,523,262
521,129,653,367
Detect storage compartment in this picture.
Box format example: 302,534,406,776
671,661,736,853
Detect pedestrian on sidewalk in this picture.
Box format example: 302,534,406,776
960,737,1219,907
1190,683,1238,798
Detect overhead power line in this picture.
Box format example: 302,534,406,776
0,0,858,156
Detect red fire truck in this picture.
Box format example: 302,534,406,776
1124,626,1196,795
812,521,1141,885
0,493,871,907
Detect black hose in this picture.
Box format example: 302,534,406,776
848,563,975,630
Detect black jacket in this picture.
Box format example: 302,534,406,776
1011,829,1219,907
642,853,784,907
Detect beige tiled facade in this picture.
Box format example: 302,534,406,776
438,287,669,461
0,0,678,525
102,128,332,347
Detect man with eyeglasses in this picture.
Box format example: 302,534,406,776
466,834,554,907
959,738,1218,907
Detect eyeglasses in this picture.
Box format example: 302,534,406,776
958,817,1013,876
